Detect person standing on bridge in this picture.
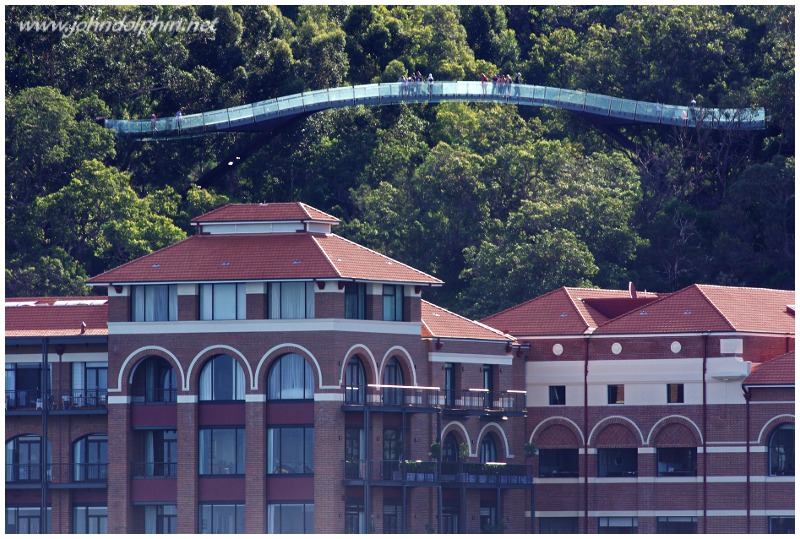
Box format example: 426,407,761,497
514,72,521,96
176,109,182,132
150,113,157,133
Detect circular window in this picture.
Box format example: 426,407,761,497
671,341,682,354
611,343,622,355
552,344,564,356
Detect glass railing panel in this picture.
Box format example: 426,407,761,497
634,101,662,123
543,86,561,103
558,89,585,110
202,109,229,127
327,86,355,106
280,94,306,112
227,104,254,123
179,115,205,132
584,93,611,113
661,104,688,125
303,89,331,108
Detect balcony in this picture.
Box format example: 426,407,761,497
341,386,526,416
342,460,531,488
5,389,107,415
129,387,177,405
6,463,107,488
130,462,178,479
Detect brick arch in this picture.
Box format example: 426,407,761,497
338,345,378,387
379,347,418,387
649,416,702,447
255,344,323,391
186,345,252,395
441,421,471,457
531,417,584,448
589,417,644,447
477,423,512,459
757,414,795,445
115,346,185,392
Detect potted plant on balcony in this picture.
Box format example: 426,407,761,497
523,442,538,458
429,442,441,460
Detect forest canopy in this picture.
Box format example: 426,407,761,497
5,5,795,318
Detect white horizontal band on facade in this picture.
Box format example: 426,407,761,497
750,510,796,516
533,478,582,485
427,352,512,365
108,319,423,336
314,393,344,402
177,395,198,404
106,396,130,405
245,394,266,402
8,352,108,364
534,511,582,517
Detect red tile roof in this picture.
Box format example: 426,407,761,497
421,300,512,342
87,233,441,285
594,284,795,335
744,351,794,386
480,287,660,336
192,202,339,224
5,297,108,337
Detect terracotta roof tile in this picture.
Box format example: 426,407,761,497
745,351,794,386
480,287,659,336
88,233,441,285
6,297,108,337
192,202,339,224
421,300,511,341
595,284,795,334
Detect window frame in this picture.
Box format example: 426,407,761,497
768,423,794,476
382,285,404,322
656,447,697,477
597,447,638,478
344,283,366,320
538,448,579,478
143,505,177,534
267,502,314,534
73,434,108,482
267,426,315,475
198,427,246,476
548,385,566,406
656,516,697,534
199,503,245,534
607,384,624,405
344,357,366,404
267,353,314,401
598,516,638,534
200,283,247,321
73,505,108,534
198,355,245,402
382,357,404,405
667,383,684,403
268,281,315,319
131,284,178,322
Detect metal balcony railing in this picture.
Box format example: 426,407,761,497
342,460,532,485
130,461,178,478
129,387,178,405
344,386,526,414
7,463,108,485
5,389,108,411
443,389,526,414
5,463,51,484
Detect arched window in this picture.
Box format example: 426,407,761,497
769,423,795,476
382,357,404,405
131,356,177,403
6,435,51,483
199,355,245,401
480,435,498,463
345,357,366,404
442,432,460,462
73,434,107,482
267,354,314,400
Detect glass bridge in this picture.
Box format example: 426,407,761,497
105,81,767,141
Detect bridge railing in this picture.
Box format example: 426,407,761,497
105,82,766,139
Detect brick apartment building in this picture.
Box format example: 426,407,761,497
5,202,794,534
482,285,795,534
5,203,530,534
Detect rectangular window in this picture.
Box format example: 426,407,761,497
72,362,108,406
6,507,51,533
597,448,637,477
444,363,456,407
657,447,697,476
656,516,697,534
344,428,365,480
73,506,108,534
267,503,314,534
269,282,315,319
199,504,245,534
199,428,245,475
133,430,177,478
143,505,177,534
5,363,50,409
344,501,365,534
599,517,638,534
344,283,366,319
539,448,579,477
539,517,578,534
200,283,246,320
549,385,566,405
267,427,314,475
607,384,624,404
769,517,795,534
131,285,178,321
382,502,402,534
382,285,404,321
667,383,684,403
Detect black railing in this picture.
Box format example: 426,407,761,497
130,461,178,478
5,389,108,411
129,387,178,404
343,388,526,413
59,389,108,409
5,463,51,483
443,390,526,413
342,460,531,485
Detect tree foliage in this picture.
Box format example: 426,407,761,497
5,5,794,317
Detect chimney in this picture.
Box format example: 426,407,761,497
628,281,637,299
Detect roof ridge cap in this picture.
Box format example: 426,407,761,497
327,234,442,283
693,284,736,331
310,234,343,278
481,286,569,322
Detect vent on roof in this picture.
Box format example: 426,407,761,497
151,263,160,268
559,313,568,318
221,261,231,266
292,260,301,265
639,311,648,315
683,310,692,315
